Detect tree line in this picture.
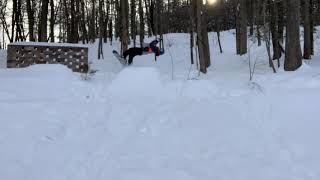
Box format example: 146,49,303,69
0,0,320,72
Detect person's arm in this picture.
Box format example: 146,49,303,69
149,39,159,48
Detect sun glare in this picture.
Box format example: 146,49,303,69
207,0,217,5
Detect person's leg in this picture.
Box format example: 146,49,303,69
123,49,130,59
127,47,143,65
128,55,135,65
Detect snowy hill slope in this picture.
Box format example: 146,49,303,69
1,30,320,180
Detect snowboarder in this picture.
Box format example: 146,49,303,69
113,39,165,65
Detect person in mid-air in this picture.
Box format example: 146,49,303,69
122,39,165,65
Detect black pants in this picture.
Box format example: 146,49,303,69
123,47,144,65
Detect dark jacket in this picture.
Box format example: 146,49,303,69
145,39,164,56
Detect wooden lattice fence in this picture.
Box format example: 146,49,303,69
7,42,89,73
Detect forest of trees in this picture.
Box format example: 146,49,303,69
0,0,320,72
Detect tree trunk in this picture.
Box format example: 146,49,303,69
201,6,211,68
303,0,312,59
130,0,136,46
39,0,49,42
125,0,129,42
120,0,129,53
10,0,17,42
277,1,284,44
80,0,88,43
284,0,302,71
49,0,55,42
62,0,70,42
215,0,223,53
103,0,110,43
115,0,121,39
190,0,195,65
98,0,104,59
90,0,96,42
2,24,4,48
26,0,35,41
144,0,152,36
109,20,113,45
15,0,24,41
255,0,262,46
150,0,156,35
249,0,254,36
270,0,281,60
262,0,276,73
138,0,144,47
75,0,80,42
196,0,205,73
236,0,247,55
310,0,314,55
194,0,210,73
70,0,77,42
217,31,223,53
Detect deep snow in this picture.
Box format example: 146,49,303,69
1,30,320,180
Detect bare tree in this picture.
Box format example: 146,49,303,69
0,0,12,42
191,0,211,73
236,0,247,55
303,0,312,59
89,0,96,42
138,0,145,47
103,0,110,43
10,0,17,42
38,0,49,42
120,0,129,53
130,0,137,46
284,0,302,71
80,0,88,44
144,0,152,36
98,0,104,59
261,0,277,73
49,0,55,42
270,0,281,61
15,0,25,41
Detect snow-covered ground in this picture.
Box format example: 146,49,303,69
1,30,320,180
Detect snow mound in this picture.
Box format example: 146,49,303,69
182,80,220,100
0,64,80,101
2,64,78,81
108,67,164,98
23,64,74,76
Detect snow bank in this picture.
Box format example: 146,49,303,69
1,64,77,81
0,64,80,102
108,67,164,98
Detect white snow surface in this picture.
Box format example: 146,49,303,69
1,30,320,180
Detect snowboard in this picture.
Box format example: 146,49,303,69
112,50,127,66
